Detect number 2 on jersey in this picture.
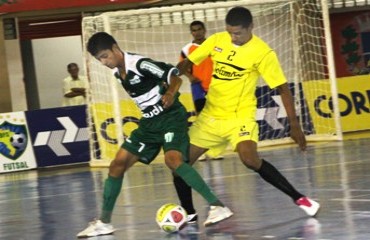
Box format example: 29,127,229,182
227,50,236,61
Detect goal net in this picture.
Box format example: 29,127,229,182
82,0,342,166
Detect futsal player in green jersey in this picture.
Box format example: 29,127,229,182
175,6,320,222
77,32,233,238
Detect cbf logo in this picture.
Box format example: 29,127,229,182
0,122,28,160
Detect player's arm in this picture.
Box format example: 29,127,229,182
64,90,83,98
179,50,200,83
71,87,86,93
178,34,215,75
259,51,306,150
276,83,306,151
65,88,85,98
182,64,201,84
138,58,182,109
177,58,194,76
162,74,182,109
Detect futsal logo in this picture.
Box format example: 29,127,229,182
0,122,28,160
164,132,174,143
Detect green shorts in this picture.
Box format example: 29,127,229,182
122,105,189,164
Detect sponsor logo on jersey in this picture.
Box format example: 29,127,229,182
214,66,245,79
140,61,165,78
164,132,174,142
239,131,250,137
214,46,223,52
214,62,246,80
142,104,164,118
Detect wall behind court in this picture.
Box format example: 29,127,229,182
32,36,85,109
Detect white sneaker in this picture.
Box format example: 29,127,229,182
210,155,224,160
295,197,320,217
204,206,233,226
77,219,115,238
187,213,198,224
198,154,207,161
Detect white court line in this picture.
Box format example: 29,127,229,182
331,198,370,202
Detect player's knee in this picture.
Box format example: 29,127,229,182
110,154,134,171
240,156,261,170
164,157,183,171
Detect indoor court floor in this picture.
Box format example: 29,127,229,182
1,136,370,240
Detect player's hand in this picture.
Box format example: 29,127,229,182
290,123,307,151
162,92,175,109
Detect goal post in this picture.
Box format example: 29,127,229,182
82,0,342,166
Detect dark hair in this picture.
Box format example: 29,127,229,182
190,20,206,31
87,32,117,56
225,6,253,28
67,63,78,70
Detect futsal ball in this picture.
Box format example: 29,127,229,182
10,132,27,151
156,203,188,233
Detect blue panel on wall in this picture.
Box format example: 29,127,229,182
25,105,90,167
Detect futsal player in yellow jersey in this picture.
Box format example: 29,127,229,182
175,6,320,222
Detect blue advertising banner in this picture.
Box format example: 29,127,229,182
256,83,313,141
25,105,90,167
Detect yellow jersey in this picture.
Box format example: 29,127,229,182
188,32,287,119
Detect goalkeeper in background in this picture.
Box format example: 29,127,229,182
179,20,211,115
77,32,233,238
175,6,320,222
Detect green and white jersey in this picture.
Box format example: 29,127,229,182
114,52,181,118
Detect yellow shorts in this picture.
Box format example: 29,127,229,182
189,113,259,157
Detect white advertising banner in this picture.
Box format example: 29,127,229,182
0,111,37,173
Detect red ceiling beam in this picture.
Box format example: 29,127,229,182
0,0,149,13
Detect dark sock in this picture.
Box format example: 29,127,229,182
173,174,196,214
100,175,123,223
257,159,303,201
174,162,223,206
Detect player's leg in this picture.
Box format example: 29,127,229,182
194,96,223,161
165,109,232,226
172,143,207,223
101,149,139,223
166,150,220,205
171,113,231,225
233,120,320,217
191,85,208,160
165,150,233,226
172,110,208,220
237,140,305,198
77,148,139,238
